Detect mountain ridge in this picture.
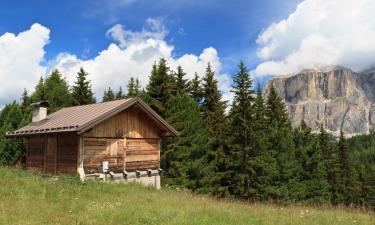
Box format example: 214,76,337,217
266,66,375,137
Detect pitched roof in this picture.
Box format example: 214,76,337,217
7,98,178,137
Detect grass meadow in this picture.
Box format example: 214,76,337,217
0,167,373,225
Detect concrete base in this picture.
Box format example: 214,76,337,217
83,169,161,189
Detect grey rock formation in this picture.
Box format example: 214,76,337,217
266,66,375,137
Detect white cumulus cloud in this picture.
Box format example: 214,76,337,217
254,0,375,76
52,18,232,102
0,23,50,104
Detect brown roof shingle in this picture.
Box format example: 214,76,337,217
7,98,178,137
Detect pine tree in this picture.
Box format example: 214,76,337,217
251,85,278,200
0,102,25,165
71,67,96,105
102,87,115,102
127,77,136,97
202,63,227,140
294,121,330,203
116,87,125,99
201,63,228,196
175,65,190,94
266,84,289,127
134,78,141,96
146,59,175,117
337,130,356,205
319,124,341,204
265,84,298,201
163,93,209,191
40,69,73,112
227,61,256,198
190,73,203,103
31,77,46,102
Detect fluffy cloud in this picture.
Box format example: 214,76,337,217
254,0,375,76
0,24,49,103
0,19,232,106
52,19,232,102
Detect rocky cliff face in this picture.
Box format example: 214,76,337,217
266,66,375,137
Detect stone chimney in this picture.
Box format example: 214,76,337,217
31,101,49,122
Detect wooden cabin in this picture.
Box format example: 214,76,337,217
6,98,178,188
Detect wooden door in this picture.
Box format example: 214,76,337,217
44,136,57,174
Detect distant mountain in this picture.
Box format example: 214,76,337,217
266,66,375,137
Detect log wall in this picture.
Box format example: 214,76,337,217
83,138,160,172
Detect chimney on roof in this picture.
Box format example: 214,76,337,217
31,101,49,122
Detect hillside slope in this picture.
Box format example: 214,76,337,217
266,66,375,137
0,168,373,225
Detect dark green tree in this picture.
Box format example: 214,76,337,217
294,121,330,203
127,77,136,97
201,63,228,196
0,102,25,165
40,69,73,112
337,130,357,205
266,84,289,127
71,67,96,105
227,61,256,198
116,87,125,99
163,93,209,191
31,77,46,102
265,84,298,201
102,87,115,102
319,124,341,204
190,73,203,103
146,59,175,117
175,65,190,94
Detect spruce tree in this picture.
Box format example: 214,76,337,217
116,87,125,99
31,77,46,102
127,77,136,97
0,102,25,165
201,63,228,196
252,85,278,200
102,87,115,102
337,130,356,205
134,78,141,96
71,67,95,105
38,69,73,112
227,61,256,198
146,59,175,117
175,65,190,94
319,124,341,204
163,93,209,191
294,121,330,203
190,72,203,103
265,84,298,201
266,84,289,127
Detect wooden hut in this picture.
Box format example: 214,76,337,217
6,98,178,188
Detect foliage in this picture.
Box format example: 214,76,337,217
71,67,96,105
102,87,115,102
163,93,209,191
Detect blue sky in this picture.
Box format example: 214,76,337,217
0,0,301,71
0,0,373,105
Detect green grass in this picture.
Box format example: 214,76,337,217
0,167,373,225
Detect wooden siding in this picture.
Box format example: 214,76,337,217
83,138,160,172
44,136,57,174
125,138,160,171
27,136,46,172
83,107,161,139
26,134,78,175
57,135,78,174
